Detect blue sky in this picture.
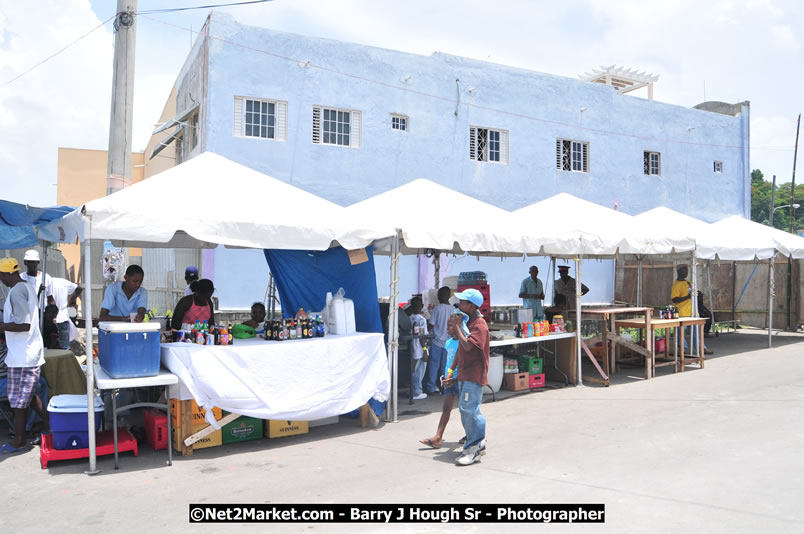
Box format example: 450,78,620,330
1,0,801,206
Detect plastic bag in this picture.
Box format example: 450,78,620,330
232,323,256,339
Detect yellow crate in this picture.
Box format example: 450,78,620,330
170,399,222,426
266,420,309,439
172,422,222,452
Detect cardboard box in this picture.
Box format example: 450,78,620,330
221,411,264,444
170,399,222,426
172,422,222,452
266,420,309,439
517,356,543,374
529,373,546,389
502,372,529,391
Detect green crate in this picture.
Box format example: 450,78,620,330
517,356,543,374
222,411,264,444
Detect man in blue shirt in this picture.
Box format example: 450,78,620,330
99,265,148,322
518,266,545,321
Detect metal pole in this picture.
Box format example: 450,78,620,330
637,257,643,307
40,243,49,333
433,253,440,290
83,219,100,475
791,114,800,234
385,231,401,422
768,254,775,348
769,175,776,227
107,0,137,195
575,257,583,386
691,250,698,354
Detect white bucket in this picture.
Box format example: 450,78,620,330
487,353,504,393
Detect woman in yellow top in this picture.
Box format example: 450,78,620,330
671,265,712,355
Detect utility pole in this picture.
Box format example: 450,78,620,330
791,113,801,234
107,0,137,195
769,175,776,227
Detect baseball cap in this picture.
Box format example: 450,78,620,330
0,258,20,273
185,266,199,276
453,288,484,307
23,249,40,262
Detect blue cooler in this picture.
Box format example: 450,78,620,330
48,394,104,450
98,322,162,378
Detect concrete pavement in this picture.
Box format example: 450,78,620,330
2,328,803,533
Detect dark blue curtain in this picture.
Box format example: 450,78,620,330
263,246,383,333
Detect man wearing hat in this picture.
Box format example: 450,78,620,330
20,249,54,306
184,266,200,296
444,288,489,466
554,265,589,311
0,258,48,454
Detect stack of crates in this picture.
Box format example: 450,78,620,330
456,282,491,321
170,400,223,451
517,356,546,389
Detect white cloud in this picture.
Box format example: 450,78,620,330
771,25,799,51
0,0,113,206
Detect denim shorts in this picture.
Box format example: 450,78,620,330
442,383,458,396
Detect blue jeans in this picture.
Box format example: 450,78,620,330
676,325,706,353
424,344,447,393
57,321,71,350
412,358,427,396
458,381,486,449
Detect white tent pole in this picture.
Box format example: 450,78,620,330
706,262,714,322
385,230,401,422
691,250,699,354
637,256,643,307
83,218,99,474
40,242,49,333
575,256,583,386
768,254,775,348
550,256,555,306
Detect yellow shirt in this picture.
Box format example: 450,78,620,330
671,279,693,317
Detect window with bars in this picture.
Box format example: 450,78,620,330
643,151,661,176
714,160,723,173
556,139,589,172
391,114,408,132
469,126,508,163
312,106,362,148
232,96,287,141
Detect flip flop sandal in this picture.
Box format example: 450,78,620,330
0,442,33,455
419,438,442,449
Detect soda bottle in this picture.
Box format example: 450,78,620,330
296,319,302,339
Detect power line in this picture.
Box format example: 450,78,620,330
0,15,115,90
137,0,273,15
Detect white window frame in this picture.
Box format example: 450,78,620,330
391,113,408,132
312,106,362,148
469,126,509,164
233,96,287,141
714,160,723,173
556,138,589,173
643,150,661,176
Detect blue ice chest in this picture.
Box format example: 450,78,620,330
48,394,104,450
98,321,162,378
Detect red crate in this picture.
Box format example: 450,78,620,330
529,373,546,389
144,409,169,451
458,283,491,321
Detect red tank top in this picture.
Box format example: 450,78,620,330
183,300,211,325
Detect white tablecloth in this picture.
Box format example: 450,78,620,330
161,333,390,426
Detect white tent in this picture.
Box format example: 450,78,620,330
348,178,543,255
40,152,394,250
37,152,396,473
710,215,804,259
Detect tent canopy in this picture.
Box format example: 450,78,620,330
347,179,531,255
38,153,395,251
0,200,74,249
513,193,695,257
711,215,804,260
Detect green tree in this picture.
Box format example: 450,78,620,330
751,168,804,234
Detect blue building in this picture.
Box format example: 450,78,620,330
155,12,750,308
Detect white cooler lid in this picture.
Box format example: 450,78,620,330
48,394,104,412
99,321,161,333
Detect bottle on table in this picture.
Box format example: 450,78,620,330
228,321,234,344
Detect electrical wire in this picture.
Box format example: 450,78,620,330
137,0,273,15
0,15,115,90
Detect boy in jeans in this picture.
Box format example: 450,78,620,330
408,297,429,401
425,286,453,394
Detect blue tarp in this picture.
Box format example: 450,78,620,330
0,200,74,249
263,246,383,333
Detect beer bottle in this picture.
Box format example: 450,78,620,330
228,321,234,344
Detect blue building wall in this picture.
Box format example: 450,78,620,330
187,13,749,308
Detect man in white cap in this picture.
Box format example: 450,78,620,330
20,249,54,307
0,258,48,454
443,287,489,466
